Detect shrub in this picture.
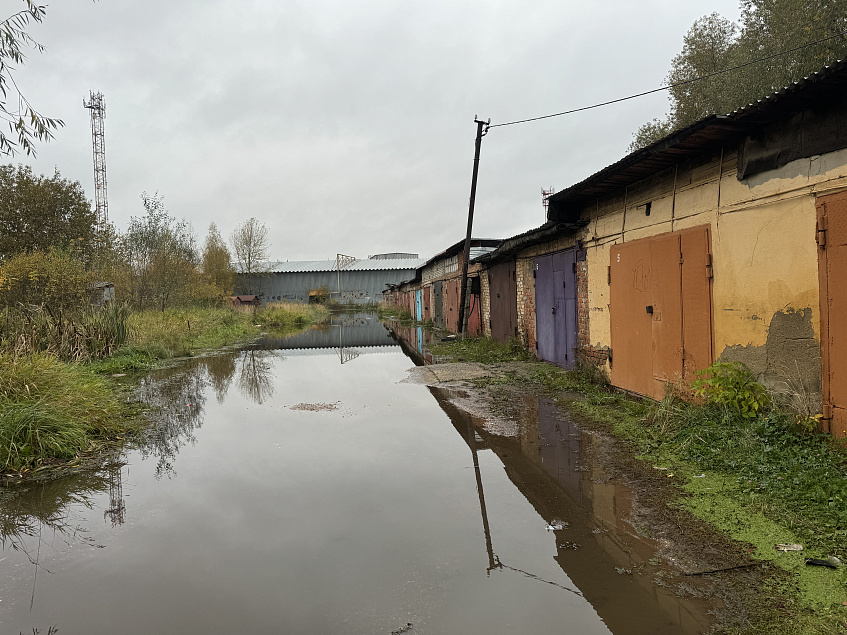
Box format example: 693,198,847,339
691,361,770,419
0,352,129,470
0,248,92,310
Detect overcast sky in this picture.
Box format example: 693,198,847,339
15,0,741,261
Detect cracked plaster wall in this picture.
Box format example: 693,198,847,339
567,148,834,400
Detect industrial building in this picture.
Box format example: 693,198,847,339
240,253,425,305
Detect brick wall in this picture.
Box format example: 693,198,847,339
480,270,492,337
516,257,536,351
576,258,609,367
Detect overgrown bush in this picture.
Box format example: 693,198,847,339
691,360,770,418
0,248,92,310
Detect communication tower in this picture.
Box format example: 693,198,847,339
542,187,555,215
83,91,109,228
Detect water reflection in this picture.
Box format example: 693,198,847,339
136,358,209,479
237,350,275,403
429,387,714,634
0,314,716,633
104,462,126,527
0,471,111,551
252,312,397,364
206,353,237,403
0,464,122,615
383,319,440,365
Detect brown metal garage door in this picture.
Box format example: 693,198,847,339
816,192,847,437
488,260,518,341
609,225,713,400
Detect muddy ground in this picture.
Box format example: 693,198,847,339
405,361,791,633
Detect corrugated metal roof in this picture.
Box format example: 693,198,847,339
419,238,502,269
470,246,498,259
263,258,426,273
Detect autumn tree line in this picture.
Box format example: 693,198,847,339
0,164,271,313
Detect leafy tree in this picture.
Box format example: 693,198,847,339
230,217,269,276
0,164,96,262
195,222,234,305
0,1,64,156
202,223,233,291
734,0,847,99
630,1,847,150
120,192,198,310
0,247,92,310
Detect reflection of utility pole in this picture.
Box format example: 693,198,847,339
466,416,498,572
464,413,583,596
457,117,489,335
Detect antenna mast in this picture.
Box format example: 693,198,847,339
83,91,109,228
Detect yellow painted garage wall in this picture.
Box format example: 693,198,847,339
572,148,847,402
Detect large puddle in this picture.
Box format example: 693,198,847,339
1,313,714,633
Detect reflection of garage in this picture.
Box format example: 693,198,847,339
817,191,847,437
609,225,713,400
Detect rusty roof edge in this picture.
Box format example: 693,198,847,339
546,115,735,212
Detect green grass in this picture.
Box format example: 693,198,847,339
257,301,329,330
91,302,329,374
520,366,847,629
0,353,137,471
428,336,537,364
378,306,414,322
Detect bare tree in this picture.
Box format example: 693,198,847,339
230,217,270,275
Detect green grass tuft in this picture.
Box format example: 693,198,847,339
0,353,135,471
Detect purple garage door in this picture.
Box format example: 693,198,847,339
534,249,578,368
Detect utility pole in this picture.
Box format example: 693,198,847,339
457,117,489,335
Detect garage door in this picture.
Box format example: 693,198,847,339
609,225,713,399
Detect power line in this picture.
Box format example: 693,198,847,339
489,30,847,129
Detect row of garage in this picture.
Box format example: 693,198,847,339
384,59,847,437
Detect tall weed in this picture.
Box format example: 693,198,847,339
0,353,131,470
0,303,129,361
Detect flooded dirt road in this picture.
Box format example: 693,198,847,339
1,314,715,633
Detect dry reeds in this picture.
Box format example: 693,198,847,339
0,303,129,362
